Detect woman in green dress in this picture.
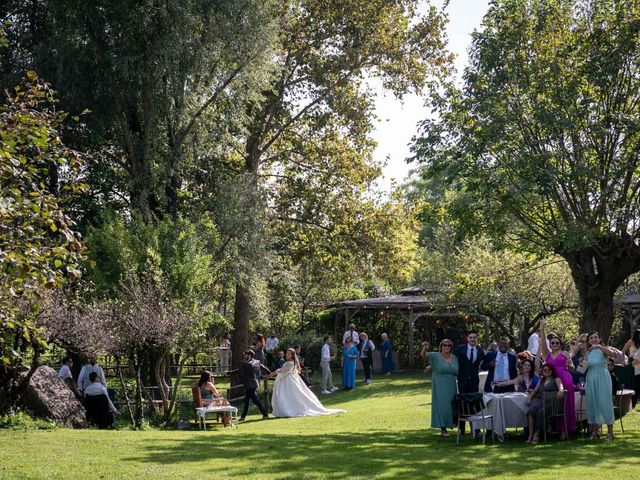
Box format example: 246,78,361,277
425,339,459,436
584,331,615,440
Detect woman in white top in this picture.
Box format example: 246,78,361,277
270,348,345,418
622,329,640,408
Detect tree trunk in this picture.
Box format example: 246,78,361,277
232,285,251,370
231,134,262,371
563,233,640,342
133,353,144,429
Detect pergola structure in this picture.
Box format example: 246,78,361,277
617,293,640,336
332,286,485,368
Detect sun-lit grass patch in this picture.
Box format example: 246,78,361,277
1,372,638,479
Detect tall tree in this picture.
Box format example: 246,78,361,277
414,0,640,339
229,0,450,367
1,0,279,218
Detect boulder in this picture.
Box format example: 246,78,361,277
21,365,87,428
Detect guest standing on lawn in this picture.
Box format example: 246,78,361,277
584,332,616,440
454,331,484,435
380,333,395,376
622,329,640,408
539,320,576,437
358,332,375,384
425,339,459,437
320,336,338,394
342,337,358,389
254,334,266,364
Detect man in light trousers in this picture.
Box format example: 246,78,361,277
320,336,338,394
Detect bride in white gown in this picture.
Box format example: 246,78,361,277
271,348,346,418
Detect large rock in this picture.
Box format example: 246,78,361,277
22,365,87,428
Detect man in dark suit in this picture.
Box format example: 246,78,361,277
455,331,485,394
228,349,271,421
481,338,518,393
358,333,375,384
454,331,485,434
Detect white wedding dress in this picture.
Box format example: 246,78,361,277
271,361,346,417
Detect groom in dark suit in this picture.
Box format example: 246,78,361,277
481,338,517,393
454,331,485,434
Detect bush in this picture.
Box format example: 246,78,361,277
0,411,57,430
277,333,327,371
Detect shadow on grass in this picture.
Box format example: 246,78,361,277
124,426,640,479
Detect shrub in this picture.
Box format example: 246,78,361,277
277,333,328,371
0,411,57,430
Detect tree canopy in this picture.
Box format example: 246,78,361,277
413,0,640,339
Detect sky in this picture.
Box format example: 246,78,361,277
372,0,491,192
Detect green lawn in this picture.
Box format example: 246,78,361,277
1,372,638,479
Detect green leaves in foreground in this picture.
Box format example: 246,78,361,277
0,74,86,384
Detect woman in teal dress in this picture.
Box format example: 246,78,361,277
425,339,459,436
584,331,615,440
342,337,358,389
380,333,395,375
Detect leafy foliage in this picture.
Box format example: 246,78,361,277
413,0,640,337
415,227,577,344
0,74,85,395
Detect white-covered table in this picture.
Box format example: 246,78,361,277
196,405,239,429
471,392,529,439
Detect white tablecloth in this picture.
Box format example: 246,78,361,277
471,392,529,437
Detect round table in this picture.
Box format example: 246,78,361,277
471,392,529,439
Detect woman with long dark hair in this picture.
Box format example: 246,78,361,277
197,370,230,426
270,348,345,417
622,329,640,408
496,358,539,393
254,334,266,364
539,320,576,437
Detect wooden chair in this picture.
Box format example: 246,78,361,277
574,391,588,438
455,393,494,445
542,391,568,443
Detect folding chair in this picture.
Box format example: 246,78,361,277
542,391,568,443
455,393,494,445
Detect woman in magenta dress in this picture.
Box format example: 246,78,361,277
539,320,576,436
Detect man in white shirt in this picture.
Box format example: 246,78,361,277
320,336,338,394
265,331,279,352
77,354,107,395
482,338,517,393
342,324,359,346
527,330,541,355
358,332,376,384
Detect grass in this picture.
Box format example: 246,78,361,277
0,372,638,479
